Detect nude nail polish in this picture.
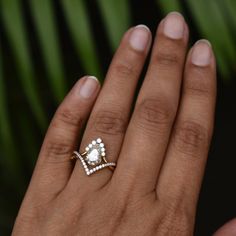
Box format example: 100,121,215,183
191,40,212,66
163,12,185,39
129,25,150,51
79,76,99,98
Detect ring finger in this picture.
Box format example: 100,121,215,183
68,25,152,191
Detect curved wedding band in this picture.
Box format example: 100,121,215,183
71,138,116,176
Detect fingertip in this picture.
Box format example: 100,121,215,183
128,24,152,53
190,39,215,67
161,11,187,40
78,75,100,99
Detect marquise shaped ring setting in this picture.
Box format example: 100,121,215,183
71,138,116,176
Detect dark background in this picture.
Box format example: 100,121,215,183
1,0,236,235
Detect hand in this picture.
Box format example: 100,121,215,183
13,12,217,235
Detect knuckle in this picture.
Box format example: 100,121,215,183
185,83,210,97
134,98,174,133
173,121,209,156
155,50,180,66
54,108,83,129
113,62,134,78
184,74,212,97
43,139,72,162
92,110,127,135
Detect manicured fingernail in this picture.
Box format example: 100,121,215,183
163,12,185,39
191,40,212,66
129,25,150,51
79,76,99,98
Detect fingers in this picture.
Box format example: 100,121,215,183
25,76,100,203
112,13,189,193
68,25,152,191
157,40,216,210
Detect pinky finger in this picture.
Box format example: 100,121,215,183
157,40,216,210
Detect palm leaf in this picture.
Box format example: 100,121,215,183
98,0,131,51
158,0,183,13
29,0,67,102
61,0,102,79
220,0,236,37
1,0,47,128
186,0,236,79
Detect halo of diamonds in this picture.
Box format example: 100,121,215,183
73,138,116,176
85,138,106,166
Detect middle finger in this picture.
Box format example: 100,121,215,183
113,12,189,194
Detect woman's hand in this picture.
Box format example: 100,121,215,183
13,12,217,235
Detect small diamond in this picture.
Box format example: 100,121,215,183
92,140,96,145
85,147,89,151
101,148,105,152
100,143,104,147
89,144,92,148
101,152,105,156
97,138,102,143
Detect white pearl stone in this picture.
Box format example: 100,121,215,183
89,144,92,148
101,152,105,156
100,143,104,147
85,147,89,151
101,148,105,152
92,140,96,145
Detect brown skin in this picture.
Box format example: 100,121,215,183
12,12,235,236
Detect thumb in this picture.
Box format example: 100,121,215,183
213,218,236,236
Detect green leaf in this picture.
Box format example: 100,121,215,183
220,0,236,38
29,0,67,102
98,0,131,51
61,0,102,79
158,0,183,14
1,0,47,128
186,0,235,79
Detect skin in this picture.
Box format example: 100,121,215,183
12,12,235,236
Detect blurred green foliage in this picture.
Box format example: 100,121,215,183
0,0,236,234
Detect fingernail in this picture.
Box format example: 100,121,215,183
129,25,150,51
79,76,99,98
163,12,185,39
191,40,212,66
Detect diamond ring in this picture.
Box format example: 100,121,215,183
71,138,116,176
